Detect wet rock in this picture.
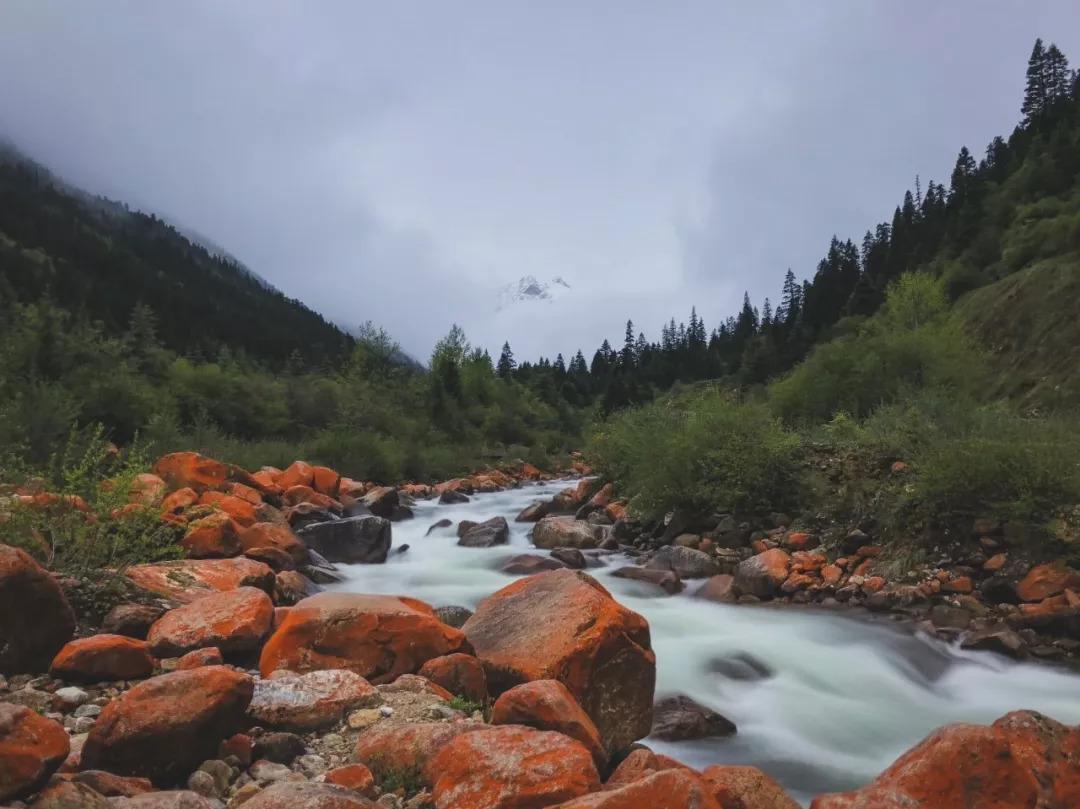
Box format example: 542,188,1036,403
417,654,488,704
515,502,549,523
102,604,167,640
147,586,274,657
929,604,972,630
297,517,391,565
531,517,599,550
1016,562,1080,602
457,517,509,548
259,593,471,682
176,647,224,670
490,680,606,769
274,571,322,606
0,544,76,673
650,695,736,741
610,566,683,595
645,546,720,579
81,666,254,784
961,625,1026,659
0,704,70,802
300,551,345,586
424,519,452,536
462,569,655,754
694,575,736,603
439,490,470,505
125,559,275,605
248,670,380,732
550,548,587,569
49,635,155,682
734,549,791,599
500,554,566,575
433,606,472,629
426,726,599,809
360,487,399,519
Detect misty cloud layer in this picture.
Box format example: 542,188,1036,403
2,1,1077,360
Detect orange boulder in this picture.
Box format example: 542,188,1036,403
147,586,274,657
181,511,242,558
153,452,229,492
1016,562,1080,602
734,549,792,598
49,635,155,682
418,653,488,704
277,461,315,490
700,765,800,809
604,748,694,790
161,487,199,516
0,544,76,673
353,721,484,785
553,769,721,809
239,522,308,565
491,679,606,769
129,473,167,506
259,592,471,682
462,569,655,754
125,558,275,604
199,492,258,527
0,704,70,802
325,764,376,797
311,466,342,498
426,725,600,809
81,666,253,784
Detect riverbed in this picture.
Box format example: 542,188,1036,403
331,480,1080,803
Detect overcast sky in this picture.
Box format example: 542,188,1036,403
2,2,1078,360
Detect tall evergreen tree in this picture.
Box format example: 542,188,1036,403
496,341,515,379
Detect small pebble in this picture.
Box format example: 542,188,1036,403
295,754,327,778
74,703,102,718
188,769,219,798
53,686,90,709
378,706,394,718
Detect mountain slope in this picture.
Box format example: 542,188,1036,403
0,146,352,365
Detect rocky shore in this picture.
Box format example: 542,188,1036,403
2,452,1079,808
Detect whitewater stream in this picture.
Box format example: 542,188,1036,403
331,480,1080,804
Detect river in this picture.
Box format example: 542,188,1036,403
331,479,1080,804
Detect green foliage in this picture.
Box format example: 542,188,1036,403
3,427,183,578
590,391,800,520
446,696,484,715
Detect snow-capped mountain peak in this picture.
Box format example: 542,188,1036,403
496,275,571,311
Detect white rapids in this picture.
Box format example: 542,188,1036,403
330,479,1080,804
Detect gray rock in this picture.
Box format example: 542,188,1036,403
424,519,452,536
293,754,327,778
54,686,90,709
550,548,587,569
109,791,216,809
930,604,972,630
297,516,391,564
248,670,381,732
241,783,371,809
248,761,294,785
457,517,510,548
645,546,720,579
961,625,1026,659
500,555,566,575
610,566,683,595
251,733,305,765
433,606,472,629
650,695,736,740
187,770,220,799
531,517,598,550
694,574,736,603
439,490,470,505
102,604,166,640
74,703,102,718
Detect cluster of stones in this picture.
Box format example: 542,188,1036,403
510,480,1080,665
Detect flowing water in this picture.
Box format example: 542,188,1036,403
331,480,1080,804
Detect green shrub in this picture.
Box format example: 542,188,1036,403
590,391,800,521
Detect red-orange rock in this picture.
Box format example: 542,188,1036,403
605,502,628,523
353,721,484,785
0,704,70,801
781,572,816,594
809,710,1080,809
520,462,544,480
784,532,818,551
129,474,167,506
125,558,275,604
239,522,308,565
181,511,242,558
176,647,224,670
147,586,274,657
863,576,886,594
418,653,488,704
62,770,155,797
311,466,342,498
153,452,229,492
553,769,721,809
325,764,376,797
604,748,693,790
277,460,315,490
983,553,1007,573
943,576,973,594
426,725,600,809
251,470,284,496
199,492,258,527
81,666,253,784
821,565,843,587
381,673,455,701
226,482,264,505
0,544,76,673
161,486,199,517
491,680,606,769
462,569,655,754
238,780,377,809
700,765,800,809
49,635,155,682
259,592,471,682
734,549,792,599
1016,562,1080,602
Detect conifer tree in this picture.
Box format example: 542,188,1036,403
496,341,516,379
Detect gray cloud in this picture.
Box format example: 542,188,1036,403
1,1,1077,360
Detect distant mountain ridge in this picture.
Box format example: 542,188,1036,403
496,275,571,311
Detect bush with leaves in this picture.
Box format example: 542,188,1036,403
590,390,800,521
